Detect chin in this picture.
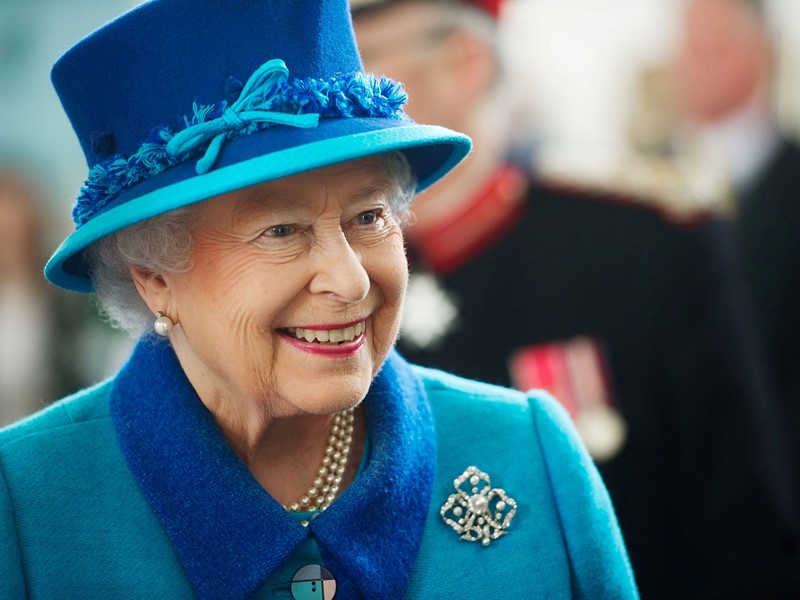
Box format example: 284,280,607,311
268,333,395,416
281,375,372,417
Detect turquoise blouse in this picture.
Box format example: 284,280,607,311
0,339,637,598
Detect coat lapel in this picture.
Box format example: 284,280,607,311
310,350,437,599
111,338,435,600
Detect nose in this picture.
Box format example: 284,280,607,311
308,231,370,303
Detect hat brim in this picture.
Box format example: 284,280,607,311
45,119,471,292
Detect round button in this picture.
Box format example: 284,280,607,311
291,564,337,600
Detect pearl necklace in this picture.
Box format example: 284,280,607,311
284,408,355,513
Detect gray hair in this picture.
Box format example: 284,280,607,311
86,151,417,336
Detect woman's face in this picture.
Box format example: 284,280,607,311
162,157,408,417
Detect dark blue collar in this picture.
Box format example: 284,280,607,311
111,338,436,600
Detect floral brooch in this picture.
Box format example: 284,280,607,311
440,466,517,547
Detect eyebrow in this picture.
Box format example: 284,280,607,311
349,178,393,202
229,191,294,225
228,174,394,226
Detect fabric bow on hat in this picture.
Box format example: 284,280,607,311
166,59,320,174
70,62,409,228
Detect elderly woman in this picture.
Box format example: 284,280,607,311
0,1,637,598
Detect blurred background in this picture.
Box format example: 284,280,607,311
4,0,800,223
0,1,142,425
1,0,799,412
503,0,800,169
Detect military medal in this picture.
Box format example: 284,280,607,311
510,336,628,461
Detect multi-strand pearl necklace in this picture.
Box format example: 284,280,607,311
284,408,355,513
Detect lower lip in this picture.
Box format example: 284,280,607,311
281,332,367,357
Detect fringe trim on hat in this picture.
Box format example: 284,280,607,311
73,70,408,228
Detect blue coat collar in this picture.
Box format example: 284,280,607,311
110,338,436,600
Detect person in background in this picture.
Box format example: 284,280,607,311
0,1,637,597
674,0,800,499
352,0,799,597
0,169,52,423
0,167,132,425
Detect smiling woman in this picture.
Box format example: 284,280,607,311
90,155,415,505
0,1,637,598
87,152,415,339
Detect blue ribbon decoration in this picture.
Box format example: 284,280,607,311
166,59,321,174
73,62,408,228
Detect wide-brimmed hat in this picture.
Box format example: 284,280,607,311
44,0,471,292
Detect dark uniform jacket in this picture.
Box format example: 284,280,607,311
738,138,800,459
399,167,799,599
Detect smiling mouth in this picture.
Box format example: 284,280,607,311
282,321,366,344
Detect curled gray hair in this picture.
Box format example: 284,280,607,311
86,151,417,336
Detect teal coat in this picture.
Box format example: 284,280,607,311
0,340,637,599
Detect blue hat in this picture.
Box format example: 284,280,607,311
44,0,471,292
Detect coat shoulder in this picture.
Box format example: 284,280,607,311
0,379,114,451
408,365,639,598
414,364,526,403
412,364,567,425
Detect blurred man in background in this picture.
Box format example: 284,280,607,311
675,0,800,497
352,0,799,596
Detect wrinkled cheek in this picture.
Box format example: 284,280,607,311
389,235,410,294
235,325,280,399
377,249,409,358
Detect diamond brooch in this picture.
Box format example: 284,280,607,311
440,466,517,547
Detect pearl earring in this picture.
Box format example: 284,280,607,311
153,311,174,337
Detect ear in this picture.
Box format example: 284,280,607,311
128,263,175,319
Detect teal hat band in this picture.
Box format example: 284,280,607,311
74,58,408,228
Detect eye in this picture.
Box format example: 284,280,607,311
267,224,294,238
356,210,380,225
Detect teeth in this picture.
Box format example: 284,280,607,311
288,322,365,344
